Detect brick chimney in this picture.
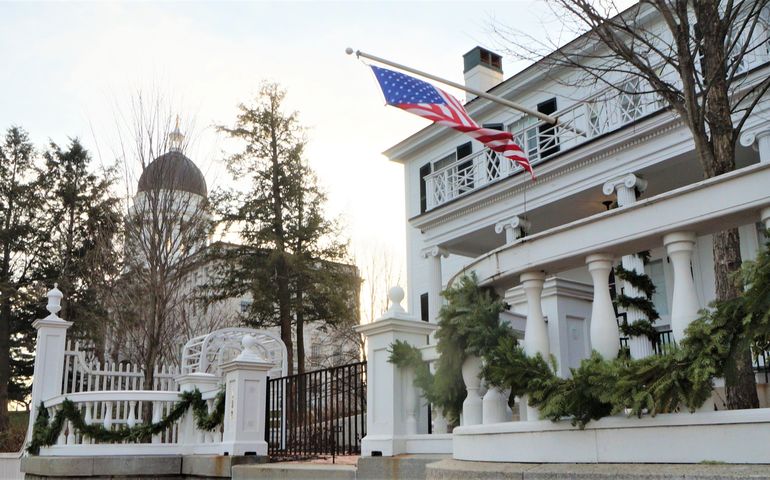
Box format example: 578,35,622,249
463,46,503,102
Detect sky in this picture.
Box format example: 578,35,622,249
0,0,577,305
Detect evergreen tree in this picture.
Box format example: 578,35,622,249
212,82,357,374
37,139,122,356
0,127,45,431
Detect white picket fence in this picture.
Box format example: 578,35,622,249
63,341,179,394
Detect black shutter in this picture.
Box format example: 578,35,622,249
420,293,429,322
537,98,560,158
419,163,431,213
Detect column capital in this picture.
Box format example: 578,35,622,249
421,245,449,259
495,216,531,243
663,231,697,252
739,129,770,150
602,173,648,197
520,270,546,284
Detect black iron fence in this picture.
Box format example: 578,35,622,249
265,361,366,460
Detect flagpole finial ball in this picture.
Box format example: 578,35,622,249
345,47,354,55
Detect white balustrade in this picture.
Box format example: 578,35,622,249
587,254,620,359
461,356,484,426
664,232,700,342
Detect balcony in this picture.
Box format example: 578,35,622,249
423,37,770,212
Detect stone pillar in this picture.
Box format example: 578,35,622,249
521,271,548,420
422,246,449,324
495,216,531,244
26,285,73,444
355,287,437,457
740,130,770,164
603,174,653,358
482,385,510,425
175,372,220,451
586,254,620,359
220,335,273,456
664,232,700,343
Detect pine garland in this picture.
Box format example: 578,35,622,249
28,388,225,455
614,253,660,340
388,232,770,429
483,230,770,427
387,273,516,426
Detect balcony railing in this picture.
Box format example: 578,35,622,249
423,37,770,211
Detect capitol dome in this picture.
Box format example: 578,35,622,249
137,151,207,197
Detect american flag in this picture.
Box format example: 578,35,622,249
370,65,533,179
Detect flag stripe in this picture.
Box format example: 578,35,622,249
371,65,534,179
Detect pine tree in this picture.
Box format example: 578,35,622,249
37,139,121,356
0,127,45,431
212,82,357,374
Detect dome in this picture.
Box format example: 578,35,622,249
137,151,207,197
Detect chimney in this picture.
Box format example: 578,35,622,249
463,46,503,102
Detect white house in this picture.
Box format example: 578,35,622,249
366,2,770,465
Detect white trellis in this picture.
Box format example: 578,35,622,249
181,327,288,379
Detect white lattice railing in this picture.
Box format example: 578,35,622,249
424,42,770,210
62,341,179,394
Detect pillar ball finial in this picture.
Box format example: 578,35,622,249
46,284,63,316
388,286,404,306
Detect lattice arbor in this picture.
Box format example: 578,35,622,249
181,327,288,379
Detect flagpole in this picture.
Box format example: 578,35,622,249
347,48,586,137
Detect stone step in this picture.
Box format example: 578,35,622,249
357,454,451,480
231,463,356,480
426,459,770,480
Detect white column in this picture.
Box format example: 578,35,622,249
220,335,273,457
603,174,654,358
761,207,770,230
664,232,700,343
586,254,620,359
26,285,73,445
520,271,548,420
495,216,531,244
422,246,449,324
355,287,437,457
482,386,510,425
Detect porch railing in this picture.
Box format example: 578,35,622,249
424,45,770,211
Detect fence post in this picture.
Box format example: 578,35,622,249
220,335,273,456
26,285,73,445
355,286,437,457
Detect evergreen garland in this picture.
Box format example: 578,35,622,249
387,273,516,426
28,388,225,455
614,254,660,341
391,231,770,429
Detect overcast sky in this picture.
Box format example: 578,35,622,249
0,1,588,298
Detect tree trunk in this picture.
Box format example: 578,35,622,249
0,297,11,434
713,229,760,409
276,254,294,376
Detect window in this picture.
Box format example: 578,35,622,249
456,142,474,192
420,293,429,322
311,343,321,359
240,300,252,314
537,98,560,158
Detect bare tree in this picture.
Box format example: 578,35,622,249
493,0,770,408
108,92,212,388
